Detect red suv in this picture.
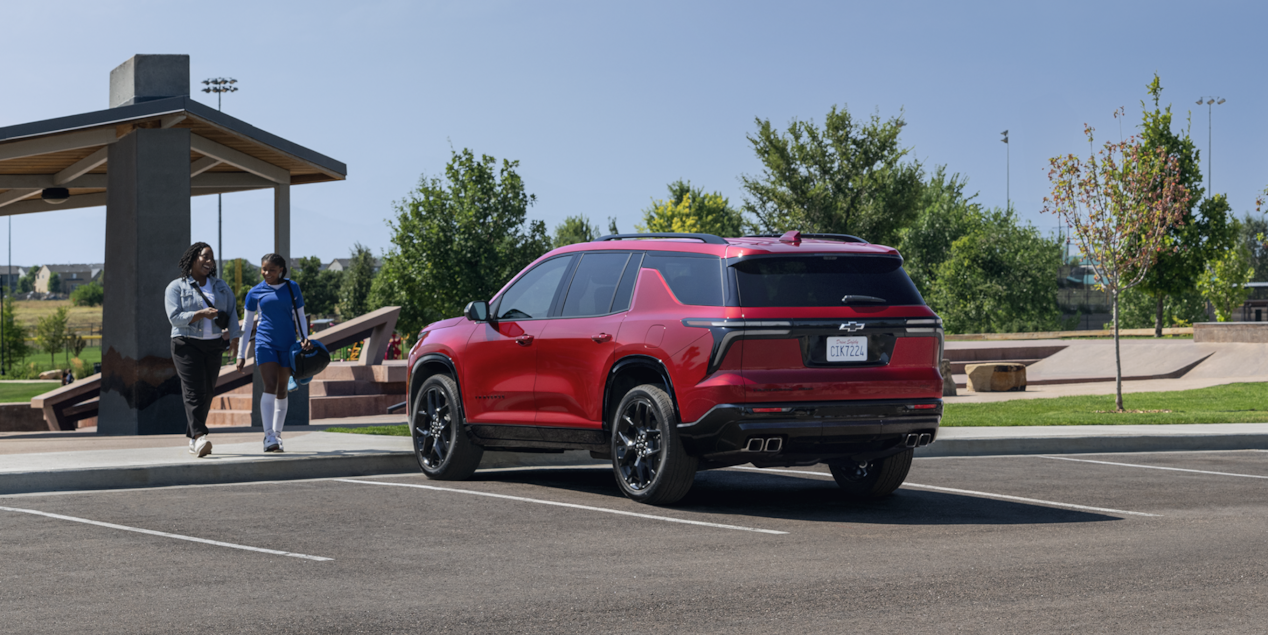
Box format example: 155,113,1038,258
405,231,944,505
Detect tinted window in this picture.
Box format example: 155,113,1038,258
561,252,630,317
732,255,925,307
644,253,723,306
610,253,644,313
495,256,573,320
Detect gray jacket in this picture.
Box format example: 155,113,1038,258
165,276,243,340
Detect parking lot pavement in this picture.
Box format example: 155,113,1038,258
3,450,1267,634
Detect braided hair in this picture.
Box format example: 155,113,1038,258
261,253,288,279
177,242,216,278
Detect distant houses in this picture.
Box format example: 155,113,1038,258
36,264,103,293
0,266,26,291
322,258,382,274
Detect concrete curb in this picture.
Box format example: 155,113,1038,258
4,434,1266,496
0,450,607,497
918,432,1268,458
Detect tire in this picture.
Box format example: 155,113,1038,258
411,374,483,480
829,448,914,500
610,384,698,505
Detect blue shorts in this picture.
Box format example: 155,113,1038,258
255,345,292,369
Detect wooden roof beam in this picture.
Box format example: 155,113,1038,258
189,134,290,185
0,192,107,217
52,146,109,186
190,156,220,177
0,189,41,209
0,128,117,162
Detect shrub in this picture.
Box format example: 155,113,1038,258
70,281,103,307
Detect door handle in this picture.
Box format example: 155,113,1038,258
515,335,534,346
591,333,612,343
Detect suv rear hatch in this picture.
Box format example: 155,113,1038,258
726,253,943,402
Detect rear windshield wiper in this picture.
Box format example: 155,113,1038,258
840,295,887,304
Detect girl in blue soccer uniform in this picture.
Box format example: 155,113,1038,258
236,253,314,452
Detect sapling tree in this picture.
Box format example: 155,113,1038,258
1043,113,1192,411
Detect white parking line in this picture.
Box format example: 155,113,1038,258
0,506,333,562
1040,455,1268,479
735,467,1160,517
335,479,788,535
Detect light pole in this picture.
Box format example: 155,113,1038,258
202,78,238,275
1195,96,1225,193
1000,130,1009,210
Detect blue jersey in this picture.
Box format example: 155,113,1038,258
245,280,305,351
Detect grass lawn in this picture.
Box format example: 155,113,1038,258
13,300,102,332
11,346,102,375
944,382,1268,426
325,425,409,436
0,381,60,403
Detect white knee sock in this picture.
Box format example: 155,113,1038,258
260,394,276,437
274,396,289,436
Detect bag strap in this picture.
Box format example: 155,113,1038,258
188,277,216,310
283,280,306,340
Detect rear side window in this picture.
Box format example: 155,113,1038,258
644,253,723,306
561,252,630,317
732,255,925,307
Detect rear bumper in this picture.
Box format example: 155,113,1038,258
677,399,941,466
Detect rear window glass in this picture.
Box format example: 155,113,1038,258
732,255,925,307
643,253,723,307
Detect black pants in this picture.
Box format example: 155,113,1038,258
171,337,224,439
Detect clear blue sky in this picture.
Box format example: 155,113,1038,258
1,0,1264,267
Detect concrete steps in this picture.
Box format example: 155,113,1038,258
207,361,407,422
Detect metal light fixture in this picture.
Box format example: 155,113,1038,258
41,188,69,204
202,76,239,278
1196,96,1226,192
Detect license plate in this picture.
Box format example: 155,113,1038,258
826,336,868,362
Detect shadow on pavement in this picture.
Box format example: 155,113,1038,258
474,466,1123,526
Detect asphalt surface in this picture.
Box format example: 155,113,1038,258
3,450,1267,634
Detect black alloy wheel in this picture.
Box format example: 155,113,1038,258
411,374,482,480
611,384,697,505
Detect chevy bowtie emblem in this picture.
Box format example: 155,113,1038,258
839,322,864,332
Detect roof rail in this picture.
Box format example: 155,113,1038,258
746,232,869,244
595,233,729,245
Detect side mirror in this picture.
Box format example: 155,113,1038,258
464,300,490,322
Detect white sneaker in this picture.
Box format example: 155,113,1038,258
264,433,279,453
274,436,284,453
194,434,212,458
188,438,196,454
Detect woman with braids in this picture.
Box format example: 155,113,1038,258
165,242,241,457
236,253,314,452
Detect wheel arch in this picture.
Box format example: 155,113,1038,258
409,353,464,418
602,355,681,432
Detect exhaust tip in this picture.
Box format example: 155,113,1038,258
764,437,783,453
744,438,764,452
918,433,932,446
904,434,919,448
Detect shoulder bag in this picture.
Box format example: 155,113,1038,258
284,280,331,383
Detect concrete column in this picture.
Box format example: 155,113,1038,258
273,183,290,261
99,129,191,435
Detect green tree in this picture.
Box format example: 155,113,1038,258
337,243,377,319
552,215,600,248
1134,76,1234,336
289,256,342,316
18,267,38,293
926,208,1065,334
895,168,981,297
370,149,551,336
35,306,69,365
1197,218,1255,321
638,180,746,237
1045,116,1193,411
1,298,30,375
1243,211,1268,282
47,272,61,294
70,281,104,307
1113,285,1207,329
220,259,260,318
740,104,924,246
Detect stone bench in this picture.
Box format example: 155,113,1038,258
964,363,1027,392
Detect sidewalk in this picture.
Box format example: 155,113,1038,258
3,415,1267,496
